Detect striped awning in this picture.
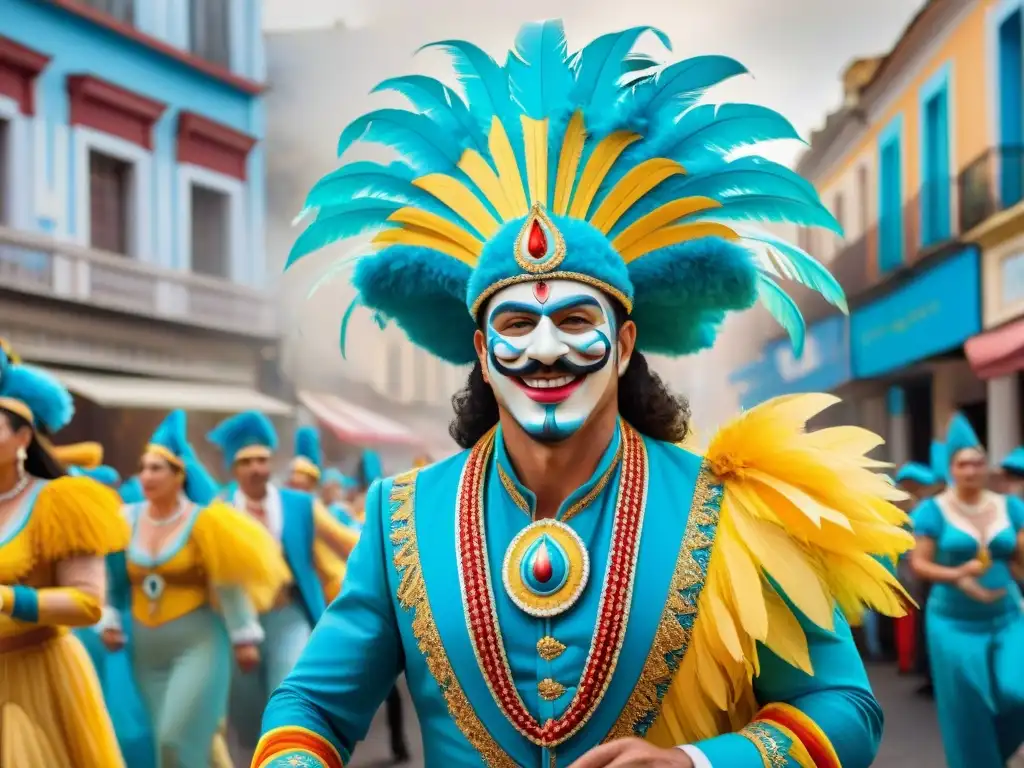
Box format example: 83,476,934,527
298,390,422,446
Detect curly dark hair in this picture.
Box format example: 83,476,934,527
0,408,67,480
449,351,691,449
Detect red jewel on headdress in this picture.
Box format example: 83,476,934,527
527,219,548,259
533,281,550,303
532,541,553,583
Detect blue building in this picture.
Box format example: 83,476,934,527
0,0,291,473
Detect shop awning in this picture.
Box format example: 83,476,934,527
49,369,294,415
964,317,1024,380
299,390,422,446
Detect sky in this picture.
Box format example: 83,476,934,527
262,0,926,167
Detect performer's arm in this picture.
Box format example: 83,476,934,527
686,609,880,768
253,479,402,768
0,555,106,627
313,501,360,559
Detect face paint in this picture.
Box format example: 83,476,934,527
484,279,627,442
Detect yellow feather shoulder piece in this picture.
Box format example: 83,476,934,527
191,501,292,613
647,393,914,746
51,441,104,470
31,476,129,563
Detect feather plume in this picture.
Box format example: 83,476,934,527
371,75,489,155
742,228,847,313
335,109,467,172
288,199,405,267
756,273,806,356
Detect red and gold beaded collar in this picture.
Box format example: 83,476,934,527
455,423,649,747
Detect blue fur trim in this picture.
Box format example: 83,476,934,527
10,586,39,622
630,237,757,355
0,357,74,433
466,215,634,316
207,411,279,469
354,244,478,364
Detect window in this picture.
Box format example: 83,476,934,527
80,0,134,24
190,184,230,278
857,164,870,234
0,119,9,225
878,122,904,273
832,192,845,235
921,70,951,246
89,150,133,255
999,10,1024,207
190,0,231,68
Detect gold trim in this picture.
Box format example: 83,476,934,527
604,458,722,742
388,468,518,767
0,397,33,424
144,444,184,469
536,636,566,661
563,440,622,523
514,203,567,274
291,456,322,480
497,464,530,516
234,445,272,463
538,678,566,701
739,723,788,768
471,271,633,320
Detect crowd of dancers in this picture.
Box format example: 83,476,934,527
0,337,414,767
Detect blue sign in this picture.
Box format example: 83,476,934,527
731,315,852,410
850,247,981,378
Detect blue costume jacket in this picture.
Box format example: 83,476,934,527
258,424,883,767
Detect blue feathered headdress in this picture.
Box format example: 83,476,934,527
944,413,982,465
207,410,279,470
290,21,845,363
1002,446,1024,476
291,425,323,480
0,346,74,433
930,441,947,484
146,410,219,505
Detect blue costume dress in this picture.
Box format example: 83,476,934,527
912,490,1024,767
252,20,914,768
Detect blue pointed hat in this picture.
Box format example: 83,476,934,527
0,346,74,434
1002,446,1024,476
361,449,383,487
291,425,323,480
894,463,936,487
930,441,947,483
70,465,121,489
288,21,846,364
147,410,219,505
207,411,279,469
944,413,982,465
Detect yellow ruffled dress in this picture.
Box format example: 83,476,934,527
0,476,129,768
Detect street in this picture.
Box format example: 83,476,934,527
349,665,945,767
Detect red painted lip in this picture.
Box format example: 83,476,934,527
513,375,585,404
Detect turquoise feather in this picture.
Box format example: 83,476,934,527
621,52,661,76
0,353,74,433
640,55,748,117
335,109,466,171
742,229,848,313
756,273,806,356
570,26,672,116
339,297,360,359
371,75,489,155
684,194,842,234
678,156,822,203
420,39,517,128
660,103,803,160
304,162,416,209
507,20,573,120
287,199,405,267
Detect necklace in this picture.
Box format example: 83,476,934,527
0,473,30,504
144,498,187,527
455,422,648,748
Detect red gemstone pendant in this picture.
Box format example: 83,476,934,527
531,541,553,583
527,219,548,259
533,281,550,304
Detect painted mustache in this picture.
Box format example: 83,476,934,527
489,347,610,379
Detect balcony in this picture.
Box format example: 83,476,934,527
0,225,278,340
958,146,1024,234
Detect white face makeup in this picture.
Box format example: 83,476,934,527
483,279,628,442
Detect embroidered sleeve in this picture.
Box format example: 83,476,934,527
252,727,344,768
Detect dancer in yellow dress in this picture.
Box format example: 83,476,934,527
0,346,129,768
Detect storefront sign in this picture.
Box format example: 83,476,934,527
731,315,851,410
850,247,981,378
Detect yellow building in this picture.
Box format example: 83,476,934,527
757,0,1024,466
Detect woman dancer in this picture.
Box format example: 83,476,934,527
0,348,129,767
910,413,1024,767
100,409,288,768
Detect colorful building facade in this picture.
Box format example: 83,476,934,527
735,0,1024,467
0,0,290,473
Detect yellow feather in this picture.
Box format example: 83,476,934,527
763,587,813,673
458,149,516,221
371,223,478,267
385,207,484,258
619,222,741,263
487,117,529,216
802,425,886,457
411,174,502,239
715,519,768,642
706,586,744,662
520,116,549,207
588,158,686,234
612,196,721,253
567,131,641,219
745,469,853,530
553,111,586,215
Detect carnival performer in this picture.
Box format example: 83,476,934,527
1000,445,1024,497
0,348,129,767
322,468,362,529
98,409,289,768
208,410,354,754
910,413,1024,768
252,21,913,768
287,424,324,493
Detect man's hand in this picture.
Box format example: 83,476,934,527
568,738,695,768
234,643,261,673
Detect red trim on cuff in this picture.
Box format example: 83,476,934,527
755,704,841,768
252,728,344,768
